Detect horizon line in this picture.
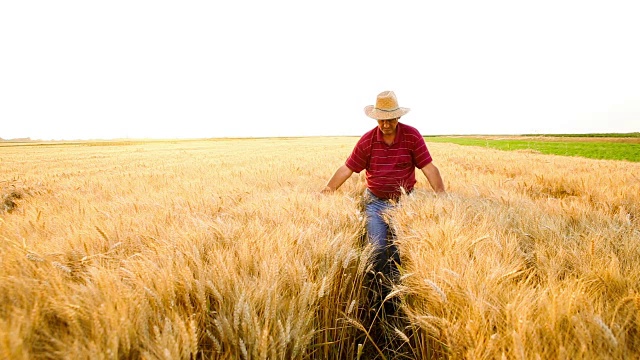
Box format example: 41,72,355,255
1,131,639,144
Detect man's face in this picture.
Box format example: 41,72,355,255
377,117,399,136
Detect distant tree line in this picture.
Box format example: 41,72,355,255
0,137,32,142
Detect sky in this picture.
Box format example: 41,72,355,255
1,0,639,140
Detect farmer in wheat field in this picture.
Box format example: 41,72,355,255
321,90,445,296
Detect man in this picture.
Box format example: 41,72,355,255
321,90,445,284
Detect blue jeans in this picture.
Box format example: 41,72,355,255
364,189,401,280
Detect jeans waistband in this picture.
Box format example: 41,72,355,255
366,188,412,202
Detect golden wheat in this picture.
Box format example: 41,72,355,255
1,138,639,359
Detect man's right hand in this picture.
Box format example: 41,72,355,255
321,165,354,195
320,185,334,194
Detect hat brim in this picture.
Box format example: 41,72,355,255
364,106,410,120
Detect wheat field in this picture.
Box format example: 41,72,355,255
1,137,639,359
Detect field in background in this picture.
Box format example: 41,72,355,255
426,135,640,162
520,132,640,138
1,137,639,359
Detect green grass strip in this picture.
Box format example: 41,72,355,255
425,137,640,162
521,132,640,138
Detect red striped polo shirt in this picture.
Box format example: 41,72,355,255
345,123,432,199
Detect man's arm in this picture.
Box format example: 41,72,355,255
321,165,354,193
420,162,446,193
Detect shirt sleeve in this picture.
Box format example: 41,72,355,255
345,135,371,173
412,130,433,169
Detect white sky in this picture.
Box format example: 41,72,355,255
1,1,639,140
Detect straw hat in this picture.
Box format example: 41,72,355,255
364,91,410,120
